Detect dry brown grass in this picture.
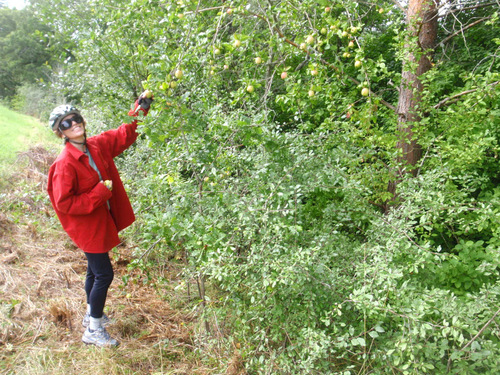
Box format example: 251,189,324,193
0,147,240,375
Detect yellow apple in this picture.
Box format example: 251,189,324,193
354,60,362,68
255,57,262,64
234,39,241,48
361,87,369,96
175,69,183,79
246,85,254,93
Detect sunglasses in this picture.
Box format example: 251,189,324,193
59,114,84,131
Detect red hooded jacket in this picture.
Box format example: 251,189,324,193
47,104,148,253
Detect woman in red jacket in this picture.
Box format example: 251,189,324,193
47,92,153,347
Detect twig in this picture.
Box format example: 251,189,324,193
447,306,500,371
139,237,162,260
460,307,500,352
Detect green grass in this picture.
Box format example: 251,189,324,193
0,105,60,172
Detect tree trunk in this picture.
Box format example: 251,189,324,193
387,0,438,205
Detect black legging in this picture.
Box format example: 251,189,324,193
84,252,114,319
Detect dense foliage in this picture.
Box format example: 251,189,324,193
9,0,500,373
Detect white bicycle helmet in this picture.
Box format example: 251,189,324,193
49,105,81,131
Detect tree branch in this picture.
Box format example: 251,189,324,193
434,81,499,109
438,17,492,47
439,1,498,17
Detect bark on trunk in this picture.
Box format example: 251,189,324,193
387,0,438,206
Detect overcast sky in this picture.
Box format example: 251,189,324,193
5,0,26,9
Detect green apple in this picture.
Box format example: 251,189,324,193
234,39,241,48
354,60,362,68
306,35,314,44
170,81,178,89
308,90,315,97
175,69,183,79
246,85,254,93
361,87,369,96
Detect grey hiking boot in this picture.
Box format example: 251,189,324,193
82,326,119,347
82,313,111,328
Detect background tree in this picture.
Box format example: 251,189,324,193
0,8,53,97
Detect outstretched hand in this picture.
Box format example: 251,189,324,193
138,90,154,110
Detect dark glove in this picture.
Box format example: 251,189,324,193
138,90,154,109
129,90,154,116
